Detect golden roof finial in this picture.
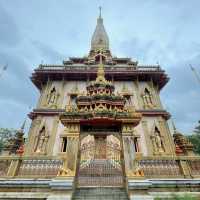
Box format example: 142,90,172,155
96,49,106,82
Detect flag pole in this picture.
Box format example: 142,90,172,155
190,64,200,85
0,64,8,78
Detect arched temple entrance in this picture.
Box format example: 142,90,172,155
77,131,124,187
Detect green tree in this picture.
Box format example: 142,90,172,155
194,120,200,134
155,193,199,200
187,121,200,155
0,128,17,153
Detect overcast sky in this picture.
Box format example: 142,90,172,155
0,0,199,134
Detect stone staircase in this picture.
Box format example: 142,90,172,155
78,159,123,187
72,187,129,200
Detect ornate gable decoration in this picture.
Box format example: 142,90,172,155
60,49,142,126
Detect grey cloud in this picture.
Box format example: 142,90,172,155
0,3,21,47
118,36,200,134
0,51,38,110
31,40,65,64
0,0,199,134
161,55,200,134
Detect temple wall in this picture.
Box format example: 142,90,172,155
134,116,175,156
27,79,172,156
52,122,65,156
25,115,58,156
61,81,86,109
134,122,148,156
36,79,163,111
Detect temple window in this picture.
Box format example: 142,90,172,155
142,87,153,108
70,95,77,107
34,126,48,153
124,96,132,107
61,137,68,152
134,137,140,152
47,87,57,105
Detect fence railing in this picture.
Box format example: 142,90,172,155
0,159,11,176
17,159,63,177
0,156,63,178
38,65,161,72
138,159,182,177
133,156,200,178
188,160,200,176
0,155,200,179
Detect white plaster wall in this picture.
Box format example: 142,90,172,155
40,80,167,156
36,81,63,109
36,116,55,137
134,116,167,156
134,123,148,156
113,81,140,109
138,81,163,109
52,121,65,155
61,81,86,109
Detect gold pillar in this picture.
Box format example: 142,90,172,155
141,120,154,156
121,123,135,173
24,117,42,155
48,116,60,155
159,118,176,156
122,123,144,179
179,160,191,178
7,159,20,177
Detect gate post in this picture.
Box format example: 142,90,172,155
122,123,144,179
122,123,135,174
58,122,80,177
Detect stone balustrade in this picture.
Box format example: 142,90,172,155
0,155,200,179
17,159,63,177
38,64,161,72
0,156,63,178
133,156,200,179
138,159,182,177
0,158,11,176
188,160,200,176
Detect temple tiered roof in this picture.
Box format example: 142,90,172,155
60,50,142,127
31,8,169,90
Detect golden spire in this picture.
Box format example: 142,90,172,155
96,49,106,83
91,7,109,51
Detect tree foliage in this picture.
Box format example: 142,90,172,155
194,120,200,135
155,193,199,200
0,128,17,153
187,121,200,155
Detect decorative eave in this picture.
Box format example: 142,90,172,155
31,65,169,91
137,109,171,120
60,111,142,127
28,108,170,120
28,109,65,120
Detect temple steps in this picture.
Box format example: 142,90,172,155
72,187,129,200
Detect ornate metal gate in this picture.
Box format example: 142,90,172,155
77,135,124,187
